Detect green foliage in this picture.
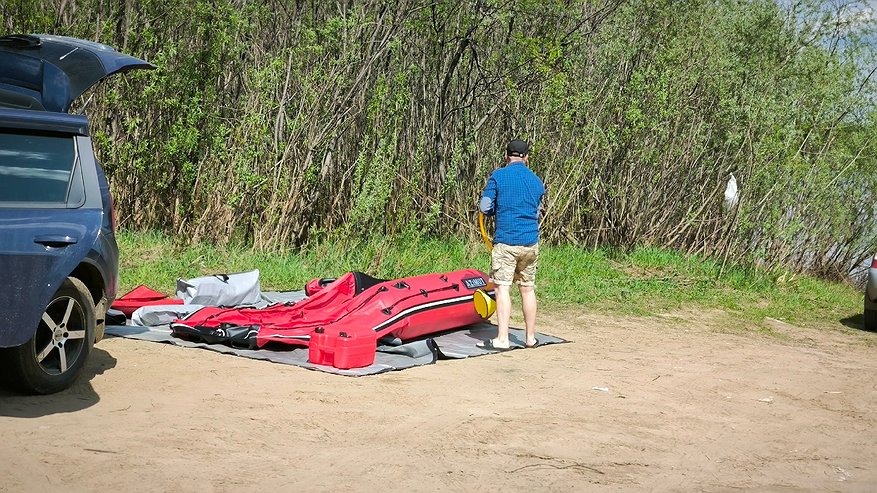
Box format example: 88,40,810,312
6,0,876,278
117,230,863,327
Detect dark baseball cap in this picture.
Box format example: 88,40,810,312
506,139,529,157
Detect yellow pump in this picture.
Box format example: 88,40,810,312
473,288,496,318
474,212,496,318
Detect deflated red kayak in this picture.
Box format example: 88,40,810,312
172,271,384,346
170,269,492,359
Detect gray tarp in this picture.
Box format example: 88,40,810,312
105,322,567,376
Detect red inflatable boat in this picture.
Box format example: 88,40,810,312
171,269,493,368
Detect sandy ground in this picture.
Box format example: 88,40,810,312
1,308,875,492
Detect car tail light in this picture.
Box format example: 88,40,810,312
872,255,877,269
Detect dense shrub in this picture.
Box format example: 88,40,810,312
3,0,875,278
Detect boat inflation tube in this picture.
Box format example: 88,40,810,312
479,212,493,251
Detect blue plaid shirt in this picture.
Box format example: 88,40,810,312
480,161,544,246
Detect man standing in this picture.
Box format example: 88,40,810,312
478,139,545,350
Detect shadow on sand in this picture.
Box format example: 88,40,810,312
839,313,877,333
0,347,117,417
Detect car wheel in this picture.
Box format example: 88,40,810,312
865,309,877,332
4,277,95,394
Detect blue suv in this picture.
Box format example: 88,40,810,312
0,34,153,394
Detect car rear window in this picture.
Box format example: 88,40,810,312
0,132,78,204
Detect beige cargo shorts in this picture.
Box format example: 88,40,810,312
490,243,539,287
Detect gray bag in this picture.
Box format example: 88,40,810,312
175,269,262,306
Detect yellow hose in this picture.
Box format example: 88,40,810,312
479,212,493,251
474,212,495,317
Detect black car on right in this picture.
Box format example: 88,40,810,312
865,253,877,331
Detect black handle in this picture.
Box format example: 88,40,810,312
33,235,78,248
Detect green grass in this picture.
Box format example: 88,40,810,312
116,230,864,327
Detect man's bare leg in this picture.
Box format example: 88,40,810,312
494,284,512,346
520,284,537,346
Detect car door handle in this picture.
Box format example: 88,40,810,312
33,235,79,248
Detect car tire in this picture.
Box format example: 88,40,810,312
94,294,108,342
3,277,95,394
865,309,877,332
